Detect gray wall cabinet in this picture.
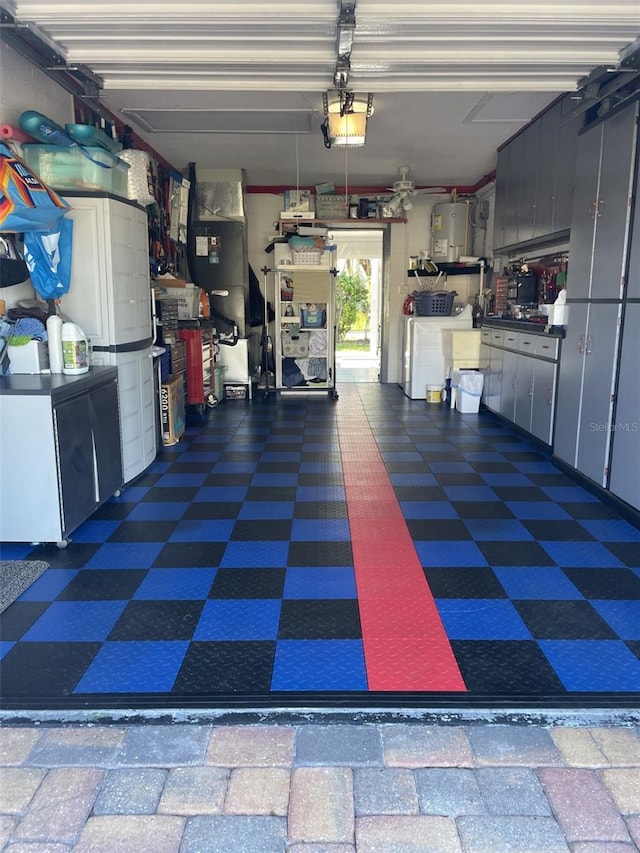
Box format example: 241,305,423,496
493,94,581,252
625,155,640,299
567,103,638,300
554,99,639,509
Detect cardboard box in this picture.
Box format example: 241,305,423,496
314,194,348,218
280,211,315,220
283,189,314,212
225,384,248,399
156,277,187,288
160,373,186,445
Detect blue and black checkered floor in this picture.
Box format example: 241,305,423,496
1,383,639,711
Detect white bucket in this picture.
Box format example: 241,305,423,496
426,385,443,404
61,322,90,375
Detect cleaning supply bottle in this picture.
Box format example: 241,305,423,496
61,322,89,375
46,314,63,374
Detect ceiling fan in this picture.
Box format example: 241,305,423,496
384,166,449,215
386,166,417,196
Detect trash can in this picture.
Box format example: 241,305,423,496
453,370,484,413
213,363,227,403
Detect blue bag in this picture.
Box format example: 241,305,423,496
0,142,69,233
23,217,73,299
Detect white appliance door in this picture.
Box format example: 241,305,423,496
91,347,157,484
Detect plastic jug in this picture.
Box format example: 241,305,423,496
61,322,89,375
46,314,63,374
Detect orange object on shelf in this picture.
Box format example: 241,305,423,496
200,288,210,318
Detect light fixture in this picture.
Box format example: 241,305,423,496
322,90,374,148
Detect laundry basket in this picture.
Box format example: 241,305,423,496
413,290,456,316
292,249,324,265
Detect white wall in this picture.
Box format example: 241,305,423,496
0,43,73,129
0,44,74,309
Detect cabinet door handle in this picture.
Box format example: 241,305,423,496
547,388,553,405
585,335,592,355
577,333,585,354
512,375,517,389
596,199,604,218
529,381,534,397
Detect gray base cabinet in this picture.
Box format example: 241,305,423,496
0,368,123,545
514,354,535,432
499,348,519,422
609,303,640,509
555,303,622,488
530,359,557,445
480,325,560,446
486,346,503,412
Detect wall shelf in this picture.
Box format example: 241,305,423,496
408,263,483,277
279,218,406,233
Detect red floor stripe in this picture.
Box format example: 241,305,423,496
337,387,466,692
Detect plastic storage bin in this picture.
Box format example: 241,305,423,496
21,144,130,197
300,305,326,328
158,285,201,319
413,290,456,316
292,249,324,265
213,364,227,403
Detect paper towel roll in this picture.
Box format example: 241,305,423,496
550,304,568,326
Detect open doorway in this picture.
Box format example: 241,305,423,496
331,229,384,383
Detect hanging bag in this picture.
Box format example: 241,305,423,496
0,142,69,233
0,234,29,288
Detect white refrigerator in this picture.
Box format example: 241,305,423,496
60,193,157,484
401,305,473,399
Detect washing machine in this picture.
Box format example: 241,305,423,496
401,305,473,399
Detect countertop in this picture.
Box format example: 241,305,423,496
479,317,565,337
0,366,119,399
